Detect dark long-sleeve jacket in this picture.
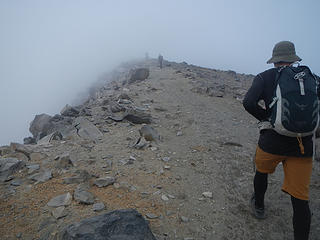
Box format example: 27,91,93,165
243,68,313,157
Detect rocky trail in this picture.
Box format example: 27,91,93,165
0,59,320,240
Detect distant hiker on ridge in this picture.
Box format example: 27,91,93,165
243,41,319,240
158,54,163,69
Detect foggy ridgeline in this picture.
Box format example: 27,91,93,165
20,58,255,145
1,58,320,240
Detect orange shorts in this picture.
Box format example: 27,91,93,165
255,146,312,200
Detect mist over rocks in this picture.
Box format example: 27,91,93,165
0,58,319,239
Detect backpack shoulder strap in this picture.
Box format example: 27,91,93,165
274,66,286,88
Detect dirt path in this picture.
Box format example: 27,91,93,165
0,62,319,240
144,66,320,240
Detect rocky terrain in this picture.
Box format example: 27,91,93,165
0,58,319,240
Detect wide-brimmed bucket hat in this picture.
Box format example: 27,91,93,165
267,41,302,64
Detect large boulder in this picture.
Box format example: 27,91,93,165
50,115,75,138
127,68,150,84
29,114,53,140
29,114,75,142
59,209,156,240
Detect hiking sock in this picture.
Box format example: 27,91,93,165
291,196,311,240
253,170,268,208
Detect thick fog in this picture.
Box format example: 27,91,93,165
0,0,319,145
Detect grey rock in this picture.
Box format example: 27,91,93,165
109,102,126,113
118,93,131,100
23,137,36,145
124,108,152,124
74,190,95,204
59,209,156,240
60,104,80,117
146,213,158,219
28,169,52,183
127,68,150,84
47,192,72,207
0,158,26,182
39,224,57,240
63,170,91,184
30,152,47,162
139,125,160,142
4,175,14,182
11,178,23,186
63,176,86,184
161,195,169,201
94,177,115,187
108,115,126,122
37,131,63,145
10,142,33,160
92,202,105,212
162,157,170,162
133,137,149,150
79,107,92,117
29,114,53,140
202,191,213,198
102,159,113,170
180,216,189,222
73,117,103,142
76,182,91,191
222,141,243,147
52,206,68,219
56,154,73,169
38,216,56,231
0,146,12,156
118,99,132,104
49,115,75,139
154,106,167,112
27,164,40,174
119,158,134,165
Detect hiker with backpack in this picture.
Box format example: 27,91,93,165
243,41,319,240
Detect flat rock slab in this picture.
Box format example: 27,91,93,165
47,192,72,207
73,117,103,142
94,177,115,187
59,209,156,240
52,206,68,219
28,169,52,183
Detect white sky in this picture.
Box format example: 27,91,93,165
0,0,319,145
